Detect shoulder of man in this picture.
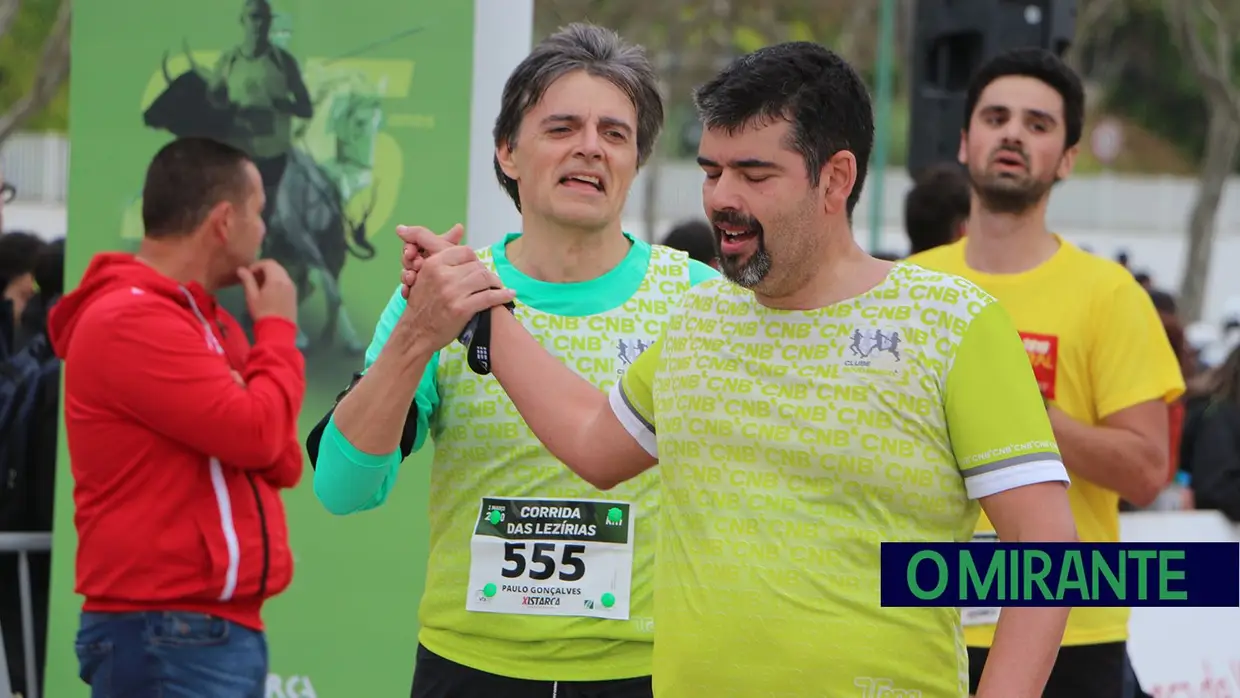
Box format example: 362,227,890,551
271,46,302,70
1058,241,1142,292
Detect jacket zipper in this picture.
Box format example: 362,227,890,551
247,474,271,597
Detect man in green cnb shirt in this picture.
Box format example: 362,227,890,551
307,23,717,698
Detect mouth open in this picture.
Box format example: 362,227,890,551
717,224,760,256
559,174,605,193
992,152,1026,171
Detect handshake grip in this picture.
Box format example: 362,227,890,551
457,300,517,376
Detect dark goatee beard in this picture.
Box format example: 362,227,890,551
720,248,772,288
971,175,1054,215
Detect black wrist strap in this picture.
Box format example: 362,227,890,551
462,301,515,376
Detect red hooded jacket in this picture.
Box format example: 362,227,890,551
48,253,305,631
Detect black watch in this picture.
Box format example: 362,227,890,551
459,301,516,375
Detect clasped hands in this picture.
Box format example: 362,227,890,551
394,223,516,352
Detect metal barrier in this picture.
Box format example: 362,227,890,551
0,533,52,698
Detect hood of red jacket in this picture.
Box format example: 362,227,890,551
48,252,218,358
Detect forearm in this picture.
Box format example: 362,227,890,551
490,309,613,482
976,491,1076,698
333,320,430,456
1050,411,1164,505
975,607,1070,698
259,436,304,490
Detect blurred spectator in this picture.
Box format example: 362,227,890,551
903,162,969,255
1138,288,1195,513
661,219,718,269
1149,290,1192,379
1180,343,1240,522
1133,271,1152,290
0,237,61,698
16,238,65,351
0,231,46,355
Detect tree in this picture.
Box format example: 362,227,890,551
0,0,71,144
1163,0,1240,322
1064,0,1126,76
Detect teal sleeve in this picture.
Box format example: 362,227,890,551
312,286,441,515
688,259,720,286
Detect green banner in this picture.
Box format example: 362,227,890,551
48,1,476,695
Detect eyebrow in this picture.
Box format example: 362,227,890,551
541,114,634,135
696,156,783,170
980,104,1058,124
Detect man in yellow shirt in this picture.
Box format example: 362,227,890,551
909,47,1185,698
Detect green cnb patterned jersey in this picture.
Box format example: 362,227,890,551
610,263,1069,697
313,232,717,681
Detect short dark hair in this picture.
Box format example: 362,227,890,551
660,219,715,266
34,237,65,298
141,137,253,238
0,231,45,289
1148,288,1177,315
693,42,874,216
493,23,665,212
904,163,970,254
963,47,1085,149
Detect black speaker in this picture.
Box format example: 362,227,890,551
906,0,1078,176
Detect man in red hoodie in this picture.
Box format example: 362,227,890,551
48,136,305,697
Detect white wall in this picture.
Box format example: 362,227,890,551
466,0,531,249
4,202,66,240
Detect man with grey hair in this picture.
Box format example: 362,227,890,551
308,22,717,697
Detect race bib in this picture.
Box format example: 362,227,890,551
961,532,1001,627
466,497,634,620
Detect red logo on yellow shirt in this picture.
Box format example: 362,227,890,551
1019,331,1059,399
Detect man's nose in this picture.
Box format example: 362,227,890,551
705,171,746,213
999,117,1026,144
574,129,604,160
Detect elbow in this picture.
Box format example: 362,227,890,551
1125,484,1161,509
1126,454,1171,508
551,440,624,491
587,473,623,492
225,439,287,470
312,476,373,516
555,452,617,491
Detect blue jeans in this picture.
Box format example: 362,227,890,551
74,611,267,698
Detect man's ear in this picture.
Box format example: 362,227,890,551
205,200,234,242
496,141,519,181
821,150,857,216
1056,144,1079,181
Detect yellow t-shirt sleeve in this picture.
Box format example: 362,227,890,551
1090,278,1186,418
945,300,1070,499
608,338,663,457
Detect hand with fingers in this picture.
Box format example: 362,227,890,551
397,223,460,299
393,223,515,354
237,259,298,324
